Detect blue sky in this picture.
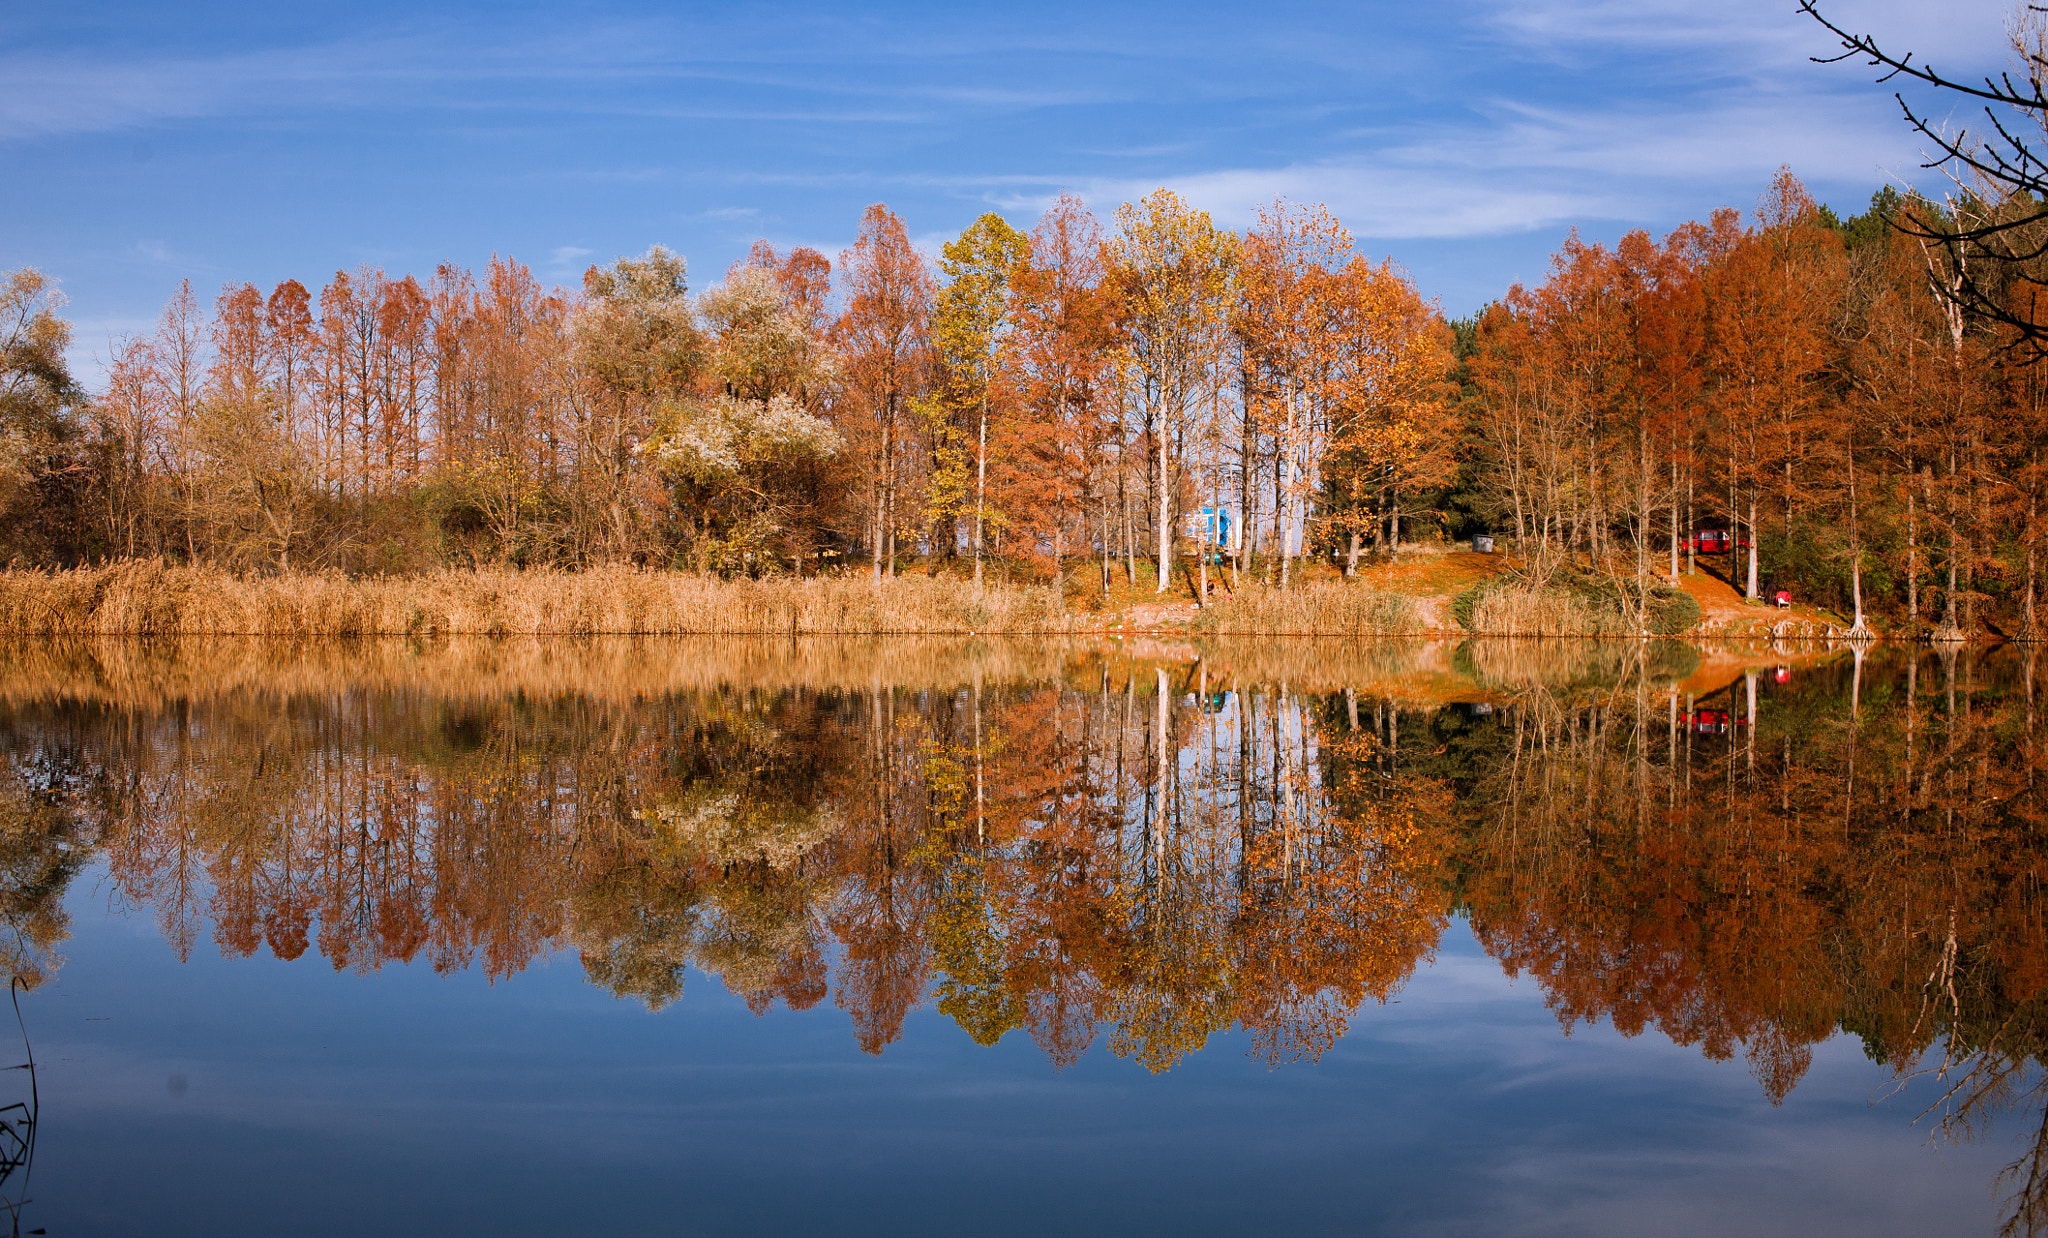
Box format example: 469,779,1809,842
40,889,2009,1237
0,0,2016,384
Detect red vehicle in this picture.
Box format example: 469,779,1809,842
1686,529,1751,555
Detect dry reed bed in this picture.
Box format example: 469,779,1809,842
1465,585,1636,638
0,563,1706,640
0,562,1085,637
1196,583,1418,636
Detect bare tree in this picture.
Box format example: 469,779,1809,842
1805,1,2048,357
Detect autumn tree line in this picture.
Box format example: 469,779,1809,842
7,169,2048,631
1466,169,2048,639
0,193,1444,598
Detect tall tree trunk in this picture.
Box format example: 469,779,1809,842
1728,454,1737,590
1389,479,1401,562
1938,449,1960,640
1265,449,1279,586
1155,395,1171,595
1849,443,1869,637
2026,469,2040,640
1122,443,1136,585
1101,486,1112,592
1966,433,1982,635
1637,418,1651,627
973,394,987,586
872,409,891,582
1907,472,1919,623
1052,525,1064,612
1745,494,1759,600
1940,533,1961,638
1851,552,1866,636
1668,454,1679,579
1239,369,1254,591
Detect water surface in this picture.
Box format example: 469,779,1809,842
0,637,2036,1235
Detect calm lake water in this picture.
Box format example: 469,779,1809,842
0,636,2037,1236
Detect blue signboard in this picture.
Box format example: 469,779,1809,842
1188,505,1233,549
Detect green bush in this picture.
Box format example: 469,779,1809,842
1646,585,1702,635
1450,578,1502,631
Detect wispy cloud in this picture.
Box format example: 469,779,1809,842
1042,165,1599,240
0,13,1169,145
1478,0,2011,70
987,66,1966,239
0,34,429,141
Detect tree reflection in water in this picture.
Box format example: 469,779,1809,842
3,637,2048,1231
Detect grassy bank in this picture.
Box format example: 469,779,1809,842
0,562,1085,636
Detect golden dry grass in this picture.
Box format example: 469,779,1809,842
0,561,1089,636
1195,582,1418,636
1466,585,1632,638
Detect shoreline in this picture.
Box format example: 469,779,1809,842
0,559,2000,642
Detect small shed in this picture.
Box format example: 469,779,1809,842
1473,534,1495,554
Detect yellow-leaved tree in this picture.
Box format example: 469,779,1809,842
928,213,1028,584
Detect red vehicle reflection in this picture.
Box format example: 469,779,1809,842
1685,708,1747,734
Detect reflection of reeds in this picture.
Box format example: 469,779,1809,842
0,636,1084,708
1195,584,1417,636
0,634,1726,710
1455,638,1700,697
1188,638,1476,700
0,562,1085,636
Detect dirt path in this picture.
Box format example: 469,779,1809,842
1677,563,1845,639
